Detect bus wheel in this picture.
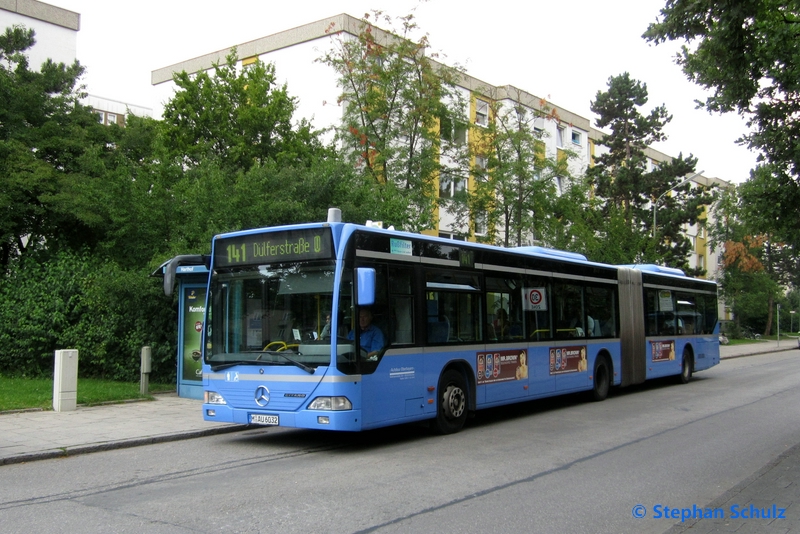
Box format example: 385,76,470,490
678,351,693,384
591,357,610,402
434,370,468,434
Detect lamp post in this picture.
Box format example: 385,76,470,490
652,171,704,238
791,310,796,334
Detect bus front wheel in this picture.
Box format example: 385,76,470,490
434,369,468,434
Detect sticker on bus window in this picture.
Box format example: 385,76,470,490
390,238,412,256
659,290,674,311
477,350,528,384
652,340,675,362
522,287,547,311
549,346,587,375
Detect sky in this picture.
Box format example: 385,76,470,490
52,0,759,184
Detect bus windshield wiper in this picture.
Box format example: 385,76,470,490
240,350,316,374
210,360,258,372
267,351,315,374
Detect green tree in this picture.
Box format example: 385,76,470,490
588,72,713,270
457,93,572,247
0,25,113,269
736,166,800,333
707,176,793,336
162,50,325,171
644,1,800,180
319,11,469,232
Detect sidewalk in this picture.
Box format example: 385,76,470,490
718,337,799,359
0,342,796,473
0,394,241,466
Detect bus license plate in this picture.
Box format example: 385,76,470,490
250,414,279,425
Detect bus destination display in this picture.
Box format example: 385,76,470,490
214,228,334,268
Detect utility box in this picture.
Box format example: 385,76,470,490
153,258,209,399
53,349,79,412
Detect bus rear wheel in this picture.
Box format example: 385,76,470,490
678,351,693,384
434,369,468,434
591,357,610,402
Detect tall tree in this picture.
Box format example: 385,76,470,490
456,93,571,247
162,50,325,172
588,72,713,270
736,166,800,333
644,1,800,180
319,11,469,232
0,25,113,270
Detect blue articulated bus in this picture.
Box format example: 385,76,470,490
162,211,720,434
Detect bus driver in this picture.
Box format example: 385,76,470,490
348,308,386,358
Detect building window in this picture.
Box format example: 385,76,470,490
439,171,467,199
475,99,489,127
106,113,117,125
556,127,564,148
571,130,581,145
474,155,488,181
95,111,105,124
441,115,467,145
474,212,487,235
438,232,466,241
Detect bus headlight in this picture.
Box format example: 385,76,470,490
308,396,352,411
205,391,227,405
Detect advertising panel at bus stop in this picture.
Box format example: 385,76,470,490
182,287,204,382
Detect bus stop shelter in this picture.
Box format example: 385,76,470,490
152,256,209,399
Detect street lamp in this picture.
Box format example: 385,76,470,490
652,170,704,238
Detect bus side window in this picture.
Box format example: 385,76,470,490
425,269,482,344
389,266,414,345
585,285,615,338
554,282,584,338
644,289,659,336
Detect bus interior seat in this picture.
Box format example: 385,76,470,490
428,317,450,343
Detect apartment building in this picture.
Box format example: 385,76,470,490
1,2,152,125
0,0,79,67
85,94,153,126
151,13,725,280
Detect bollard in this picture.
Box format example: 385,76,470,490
53,349,79,412
140,346,152,396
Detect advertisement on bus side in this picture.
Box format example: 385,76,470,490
477,349,528,384
652,340,676,362
549,346,588,375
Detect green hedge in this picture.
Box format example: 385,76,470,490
0,250,177,382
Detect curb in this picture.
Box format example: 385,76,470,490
0,424,247,466
720,345,796,360
665,440,800,533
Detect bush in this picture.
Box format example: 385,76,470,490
0,250,177,382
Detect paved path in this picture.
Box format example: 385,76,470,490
0,340,794,466
0,394,238,466
1,340,798,532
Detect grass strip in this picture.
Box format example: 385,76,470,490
0,377,174,412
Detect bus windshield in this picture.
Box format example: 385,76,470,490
206,261,340,371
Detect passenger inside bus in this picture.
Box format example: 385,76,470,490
492,308,509,339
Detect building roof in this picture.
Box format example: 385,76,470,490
0,0,79,31
150,12,727,187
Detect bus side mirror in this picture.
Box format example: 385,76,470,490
357,268,376,306
159,254,209,297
